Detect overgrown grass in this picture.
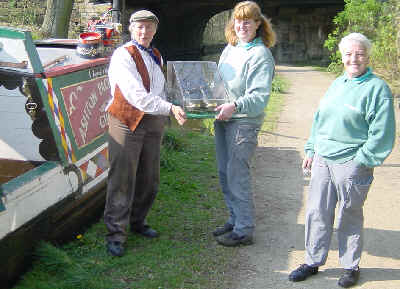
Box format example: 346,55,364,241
261,75,288,133
13,76,288,289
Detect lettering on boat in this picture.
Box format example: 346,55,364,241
88,66,107,79
61,75,110,148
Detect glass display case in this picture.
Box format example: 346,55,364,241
167,61,229,118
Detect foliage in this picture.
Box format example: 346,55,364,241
372,3,399,85
5,0,43,28
271,74,288,94
324,0,399,87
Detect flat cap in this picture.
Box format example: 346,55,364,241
130,10,159,24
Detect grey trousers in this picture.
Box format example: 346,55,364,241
305,154,374,269
104,114,166,243
214,120,260,237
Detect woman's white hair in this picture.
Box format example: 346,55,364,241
339,32,372,56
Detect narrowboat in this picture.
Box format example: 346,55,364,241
0,26,110,285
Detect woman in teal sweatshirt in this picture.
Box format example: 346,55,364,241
212,1,276,247
289,33,395,288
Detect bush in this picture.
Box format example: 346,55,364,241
324,0,399,87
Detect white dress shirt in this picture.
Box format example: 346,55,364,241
106,42,172,115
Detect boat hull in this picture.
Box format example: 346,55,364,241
0,181,106,287
0,26,112,286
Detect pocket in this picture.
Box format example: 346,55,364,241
233,123,260,161
235,124,259,145
345,172,374,209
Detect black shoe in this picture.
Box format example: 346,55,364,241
212,223,234,237
338,268,360,288
216,232,253,247
288,264,319,282
132,225,159,238
107,241,124,257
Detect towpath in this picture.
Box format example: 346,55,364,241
230,66,400,289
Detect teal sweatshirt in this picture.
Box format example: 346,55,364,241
218,37,275,123
305,67,395,167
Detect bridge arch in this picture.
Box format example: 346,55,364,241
117,0,344,63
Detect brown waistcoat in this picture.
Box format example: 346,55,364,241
107,45,162,131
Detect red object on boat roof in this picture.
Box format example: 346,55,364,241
79,32,102,44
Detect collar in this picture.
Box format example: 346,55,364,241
131,40,161,66
344,67,372,84
237,37,263,50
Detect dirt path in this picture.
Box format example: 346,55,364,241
231,66,400,289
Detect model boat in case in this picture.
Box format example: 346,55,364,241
167,61,229,118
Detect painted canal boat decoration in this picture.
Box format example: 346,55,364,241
0,26,111,285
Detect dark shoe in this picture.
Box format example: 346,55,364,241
212,223,234,237
132,225,159,238
107,241,124,257
288,264,319,282
338,268,360,288
216,232,253,247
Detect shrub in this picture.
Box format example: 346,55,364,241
324,0,399,87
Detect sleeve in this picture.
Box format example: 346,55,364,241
304,110,319,158
354,84,396,167
235,49,275,117
108,48,171,115
303,79,338,159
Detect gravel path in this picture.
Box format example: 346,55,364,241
231,66,400,289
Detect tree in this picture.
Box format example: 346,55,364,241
40,0,74,38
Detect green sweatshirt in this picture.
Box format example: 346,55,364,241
305,67,395,167
218,37,275,123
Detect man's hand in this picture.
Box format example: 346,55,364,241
171,105,187,125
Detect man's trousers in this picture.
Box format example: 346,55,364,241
104,114,165,243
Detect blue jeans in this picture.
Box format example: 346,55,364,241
214,119,261,237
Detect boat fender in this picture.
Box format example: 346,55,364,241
63,164,83,197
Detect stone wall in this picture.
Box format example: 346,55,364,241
0,0,45,27
69,0,113,38
0,0,113,39
202,6,340,64
273,7,340,64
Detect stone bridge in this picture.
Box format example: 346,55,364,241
109,0,345,63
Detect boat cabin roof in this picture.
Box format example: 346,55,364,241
0,27,110,164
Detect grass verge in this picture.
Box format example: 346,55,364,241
13,129,235,289
12,76,288,289
261,74,289,133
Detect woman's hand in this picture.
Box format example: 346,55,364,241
215,102,236,121
171,105,187,125
302,157,313,169
302,156,313,177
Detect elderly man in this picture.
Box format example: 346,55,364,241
104,10,186,257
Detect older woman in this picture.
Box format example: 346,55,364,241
212,1,276,247
289,33,395,288
104,10,186,257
